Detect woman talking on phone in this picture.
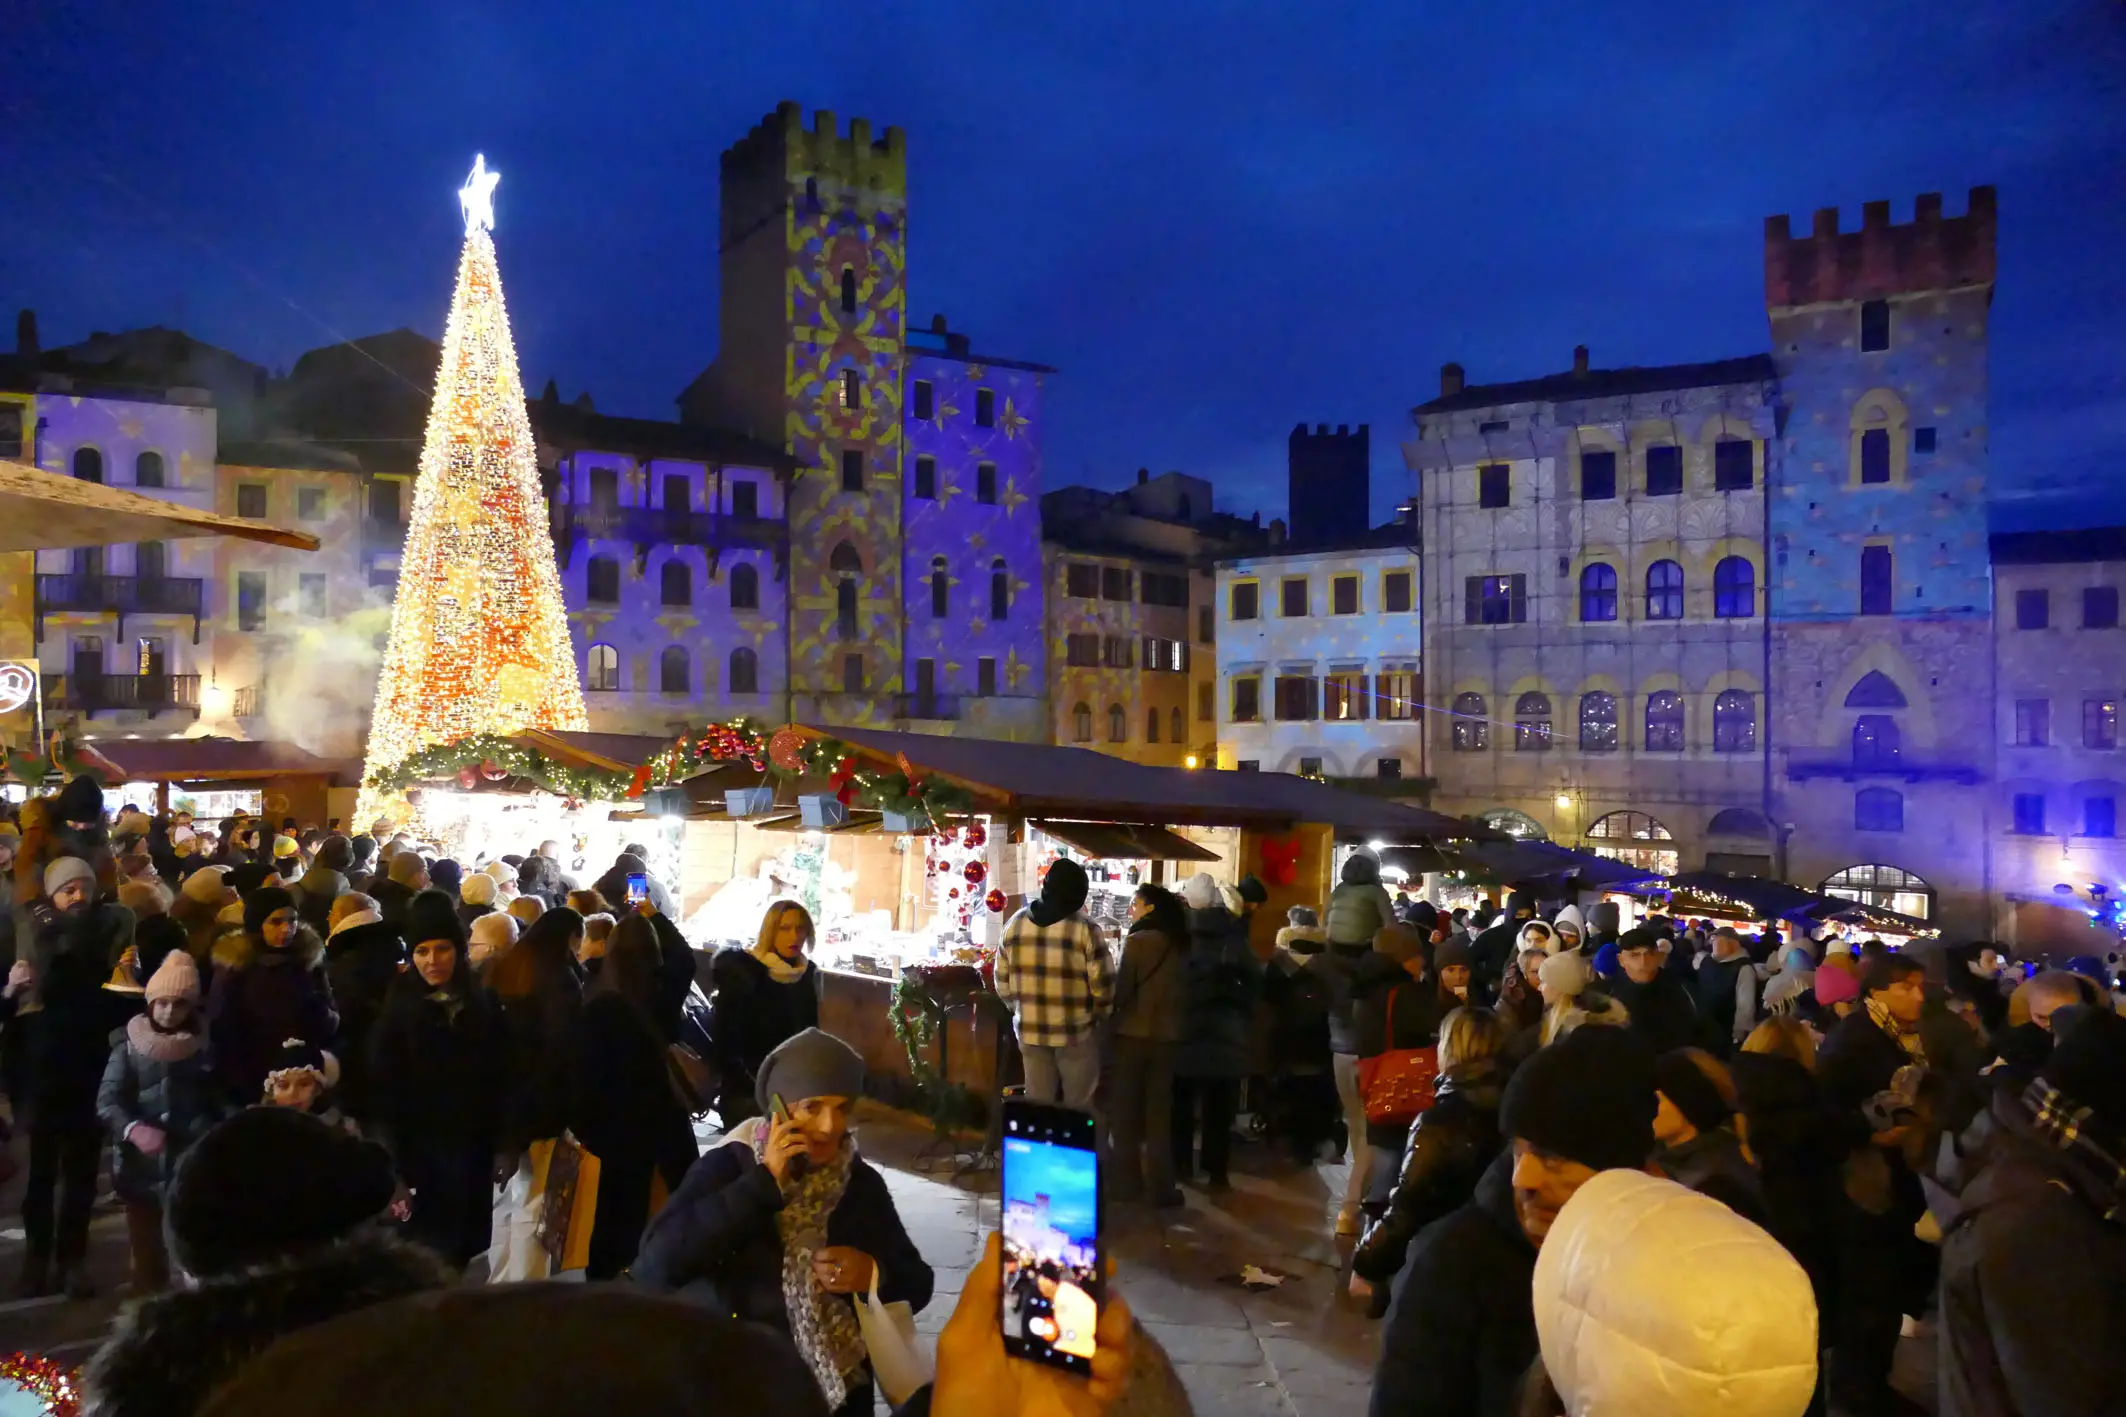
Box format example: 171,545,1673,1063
633,1027,931,1417
706,900,823,1125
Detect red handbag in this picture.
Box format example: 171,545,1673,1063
1356,986,1439,1128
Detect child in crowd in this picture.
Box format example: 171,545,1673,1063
262,1038,357,1135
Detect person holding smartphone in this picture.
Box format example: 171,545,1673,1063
634,1027,931,1417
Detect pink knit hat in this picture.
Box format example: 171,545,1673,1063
1813,962,1861,1007
146,949,202,1005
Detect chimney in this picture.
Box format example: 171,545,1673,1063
1439,362,1464,397
1137,467,1149,485
15,309,38,359
930,313,947,334
1268,517,1287,544
1572,345,1589,377
540,377,559,404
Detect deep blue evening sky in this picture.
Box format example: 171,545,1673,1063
3,1,2121,529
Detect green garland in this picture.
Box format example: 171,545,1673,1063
768,734,974,826
362,734,635,801
889,973,985,1135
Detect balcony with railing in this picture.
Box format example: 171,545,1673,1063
1785,751,1984,786
43,673,201,717
555,503,784,569
894,691,964,722
34,575,206,642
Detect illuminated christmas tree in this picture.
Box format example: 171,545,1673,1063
359,155,586,821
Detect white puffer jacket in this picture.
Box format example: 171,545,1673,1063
1533,1170,1817,1417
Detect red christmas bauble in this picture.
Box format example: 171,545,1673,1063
985,889,1006,913
961,822,987,849
768,727,808,772
963,860,987,886
948,887,960,899
480,759,507,781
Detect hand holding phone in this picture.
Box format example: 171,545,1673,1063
998,1099,1105,1376
931,1232,1132,1417
625,871,649,907
763,1094,811,1184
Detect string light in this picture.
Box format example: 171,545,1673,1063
359,156,587,823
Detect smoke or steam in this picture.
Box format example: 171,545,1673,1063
211,583,392,759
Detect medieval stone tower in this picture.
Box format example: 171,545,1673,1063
1764,188,1998,931
685,100,910,725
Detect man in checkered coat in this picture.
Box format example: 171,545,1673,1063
995,858,1113,1110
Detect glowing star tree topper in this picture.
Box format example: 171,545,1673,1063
358,155,587,821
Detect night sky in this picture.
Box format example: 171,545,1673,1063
4,1,2121,530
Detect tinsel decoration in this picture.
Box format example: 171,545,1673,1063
767,727,808,772
0,1353,79,1416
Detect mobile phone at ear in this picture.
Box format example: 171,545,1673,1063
999,1098,1102,1376
769,1093,809,1178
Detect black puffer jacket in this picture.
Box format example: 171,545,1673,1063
322,919,404,1123
1174,905,1263,1080
79,1231,453,1417
1352,1059,1506,1285
1351,958,1449,1061
705,947,821,1125
7,900,139,1129
95,1024,230,1203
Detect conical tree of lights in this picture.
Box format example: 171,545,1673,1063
358,155,586,824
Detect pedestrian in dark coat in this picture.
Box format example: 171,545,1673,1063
633,1029,932,1417
1607,928,1704,1055
1935,1009,2126,1417
1264,906,1338,1162
1171,874,1264,1190
292,835,353,935
97,950,229,1295
1730,1029,1844,1323
204,887,337,1106
1352,924,1452,1207
706,900,823,1126
320,896,403,1124
1651,1047,1768,1228
1107,885,1190,1205
486,906,585,1166
1466,890,1535,1002
571,913,697,1279
367,890,506,1270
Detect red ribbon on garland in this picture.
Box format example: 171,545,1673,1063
829,756,859,806
1259,836,1302,887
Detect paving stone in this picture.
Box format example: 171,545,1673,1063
1141,1320,1268,1366
1170,1362,1295,1417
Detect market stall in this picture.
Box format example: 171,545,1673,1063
76,737,357,827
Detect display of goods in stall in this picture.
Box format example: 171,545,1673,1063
800,793,850,829
725,786,775,818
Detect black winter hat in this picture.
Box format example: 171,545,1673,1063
1654,1050,1733,1134
2043,1005,2126,1132
226,861,279,896
315,834,355,872
1501,1026,1658,1172
167,1108,397,1276
403,887,468,950
1506,891,1535,920
1028,858,1089,927
428,858,463,896
1235,874,1269,906
243,886,298,938
53,773,105,824
1409,900,1439,930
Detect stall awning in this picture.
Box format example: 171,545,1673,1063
1031,820,1222,862
82,736,353,783
0,456,321,552
1644,870,1828,922
1811,897,1940,939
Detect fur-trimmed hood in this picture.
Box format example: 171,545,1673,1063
81,1229,453,1417
211,921,326,975
1276,924,1328,955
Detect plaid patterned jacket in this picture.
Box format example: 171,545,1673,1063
995,908,1115,1048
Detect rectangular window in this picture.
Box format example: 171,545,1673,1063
730,480,760,518
2014,698,2051,747
1645,445,1682,496
2085,697,2118,750
1230,581,1259,621
1141,637,1186,673
236,483,267,519
1102,636,1133,669
0,405,21,461
1463,573,1527,625
1580,449,1616,501
977,657,997,696
1197,606,1214,643
297,487,326,521
2012,793,2047,836
1713,439,1753,491
1141,572,1189,607
2086,796,2117,839
912,456,936,500
840,368,862,409
236,571,266,632
1331,575,1359,615
1860,428,1891,484
1383,570,1413,613
840,449,864,492
1231,676,1261,723
1066,563,1098,598
976,462,997,505
975,389,995,428
1913,427,1936,454
663,474,690,512
2084,586,2119,629
299,573,327,619
1324,670,1367,721
911,380,934,421
1377,758,1402,781
586,558,620,604
1197,681,1213,722
1064,634,1100,667
1860,545,1893,616
1236,760,1260,773
1478,463,1510,508
1860,299,1890,352
1100,566,1132,602
2016,588,2049,630
842,652,866,694
368,479,401,522
1377,667,1417,720
1281,577,1308,617
1298,757,1323,777
1273,675,1318,721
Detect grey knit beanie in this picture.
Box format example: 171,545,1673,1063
755,1028,866,1114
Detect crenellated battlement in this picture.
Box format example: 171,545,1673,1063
1290,421,1369,446
1764,186,1995,308
721,98,907,196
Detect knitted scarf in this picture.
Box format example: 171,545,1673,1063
1865,996,1928,1067
752,944,812,986
753,1128,865,1407
2023,1077,2126,1222
126,1011,203,1064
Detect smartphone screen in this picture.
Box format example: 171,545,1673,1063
1000,1099,1102,1375
626,872,649,906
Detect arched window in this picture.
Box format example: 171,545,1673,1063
1645,560,1684,619
1713,690,1755,753
72,447,103,483
1170,706,1184,744
1844,671,1907,708
1146,708,1160,743
1853,714,1900,767
1822,862,1931,919
830,541,861,638
1583,810,1678,874
660,561,691,607
729,563,759,610
134,451,164,488
659,646,689,694
1578,691,1618,752
1579,563,1618,622
1478,808,1547,841
840,267,857,314
990,557,1010,620
728,646,758,695
1585,811,1673,844
1072,702,1092,743
1451,692,1489,752
1644,690,1684,752
586,643,619,692
586,555,620,605
930,556,949,619
830,541,862,573
1107,705,1127,743
1713,556,1754,618
1514,692,1552,752
1854,788,1904,833
1707,807,1773,840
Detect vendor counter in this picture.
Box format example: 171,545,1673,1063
818,967,1021,1105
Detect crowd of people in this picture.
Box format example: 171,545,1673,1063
992,848,2126,1417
